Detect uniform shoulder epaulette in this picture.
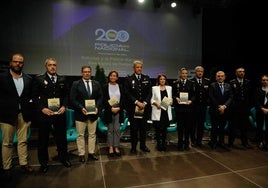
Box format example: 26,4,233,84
173,79,179,84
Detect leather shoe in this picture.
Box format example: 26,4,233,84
79,155,86,163
130,148,137,154
115,151,121,157
88,153,98,161
21,165,33,173
243,143,253,149
40,164,49,173
61,160,72,167
184,145,190,151
3,169,12,180
108,152,114,157
140,147,150,152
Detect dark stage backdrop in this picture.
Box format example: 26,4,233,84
0,0,202,79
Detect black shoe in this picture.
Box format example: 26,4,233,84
130,148,137,154
115,151,121,157
88,153,98,161
3,169,12,180
79,155,86,163
218,143,230,151
21,165,33,173
184,145,190,151
40,164,49,173
178,144,184,151
208,142,216,149
191,143,197,147
108,152,114,157
61,160,72,167
242,143,253,149
140,147,150,152
196,143,202,147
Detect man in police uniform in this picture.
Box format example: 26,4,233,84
228,67,252,149
124,60,152,153
172,68,195,151
190,66,210,147
32,58,71,173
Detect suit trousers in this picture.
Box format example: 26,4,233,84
1,113,31,169
129,117,147,149
75,119,97,155
107,113,120,147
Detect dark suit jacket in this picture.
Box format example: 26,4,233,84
172,79,195,112
0,70,33,124
32,73,69,118
255,87,268,114
70,79,103,121
124,73,152,119
102,83,125,124
209,82,233,116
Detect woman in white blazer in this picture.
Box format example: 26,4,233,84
151,74,173,151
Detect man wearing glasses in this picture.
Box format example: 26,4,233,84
0,53,33,179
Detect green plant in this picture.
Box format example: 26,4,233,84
94,64,107,86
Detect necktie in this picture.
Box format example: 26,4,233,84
51,76,55,84
198,79,202,85
86,80,91,97
220,84,224,94
137,75,141,80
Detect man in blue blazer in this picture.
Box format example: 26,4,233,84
0,53,33,178
70,65,103,162
208,71,233,149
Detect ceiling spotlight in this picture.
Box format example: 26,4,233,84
138,0,145,3
171,2,177,8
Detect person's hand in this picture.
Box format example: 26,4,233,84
42,108,54,116
111,107,120,114
57,106,66,114
137,101,145,109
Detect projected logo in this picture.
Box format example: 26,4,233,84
94,28,130,54
95,29,129,42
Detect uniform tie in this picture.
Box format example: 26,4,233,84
51,76,56,84
198,79,202,85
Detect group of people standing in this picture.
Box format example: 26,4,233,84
1,53,268,180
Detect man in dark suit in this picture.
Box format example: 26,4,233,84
70,65,103,162
124,60,152,153
32,58,71,173
172,68,195,151
0,53,33,178
228,67,252,149
208,71,233,149
190,66,210,147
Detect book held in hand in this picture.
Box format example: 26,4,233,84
108,97,119,107
134,106,144,119
179,92,188,104
47,98,60,115
85,99,96,114
161,96,171,111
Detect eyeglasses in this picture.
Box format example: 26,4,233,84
262,79,268,81
12,60,24,64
